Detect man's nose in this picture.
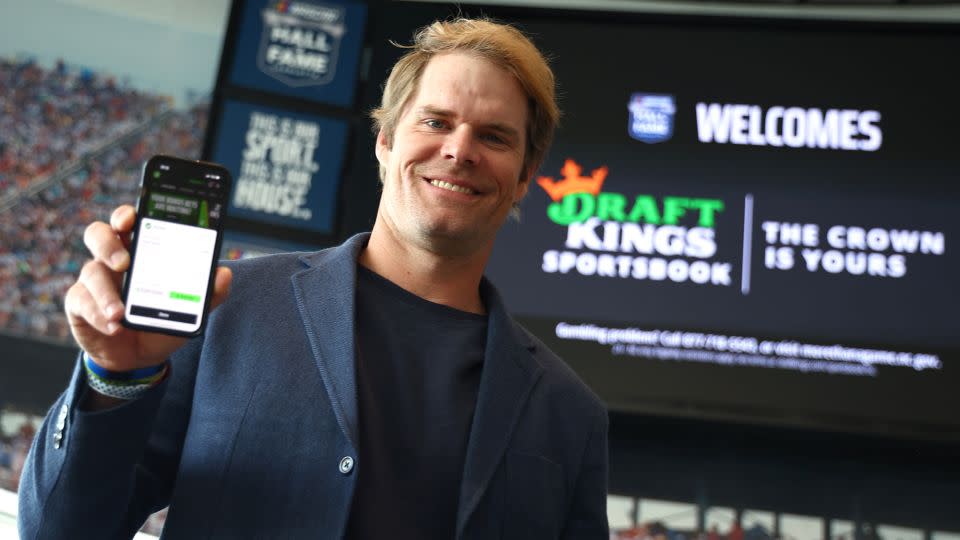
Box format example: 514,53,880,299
441,126,479,166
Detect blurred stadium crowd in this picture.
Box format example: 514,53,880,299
0,57,209,341
612,521,777,540
0,58,167,199
0,417,34,493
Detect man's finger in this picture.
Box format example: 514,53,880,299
208,267,233,311
110,204,136,231
77,260,125,326
109,205,137,250
84,221,129,273
65,281,120,336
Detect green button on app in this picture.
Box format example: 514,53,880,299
170,291,201,302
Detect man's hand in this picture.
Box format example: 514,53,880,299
64,205,232,372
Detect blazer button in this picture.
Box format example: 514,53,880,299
56,404,68,430
339,456,354,475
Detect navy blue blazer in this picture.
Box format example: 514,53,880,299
19,233,609,539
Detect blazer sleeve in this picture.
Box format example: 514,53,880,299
561,409,610,540
18,336,204,540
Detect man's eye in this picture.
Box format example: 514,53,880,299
481,133,506,145
424,119,447,129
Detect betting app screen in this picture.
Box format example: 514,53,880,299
124,158,228,334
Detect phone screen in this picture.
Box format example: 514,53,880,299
123,156,230,336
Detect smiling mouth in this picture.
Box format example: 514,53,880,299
429,179,477,195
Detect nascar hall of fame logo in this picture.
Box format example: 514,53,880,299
257,0,346,87
628,93,676,144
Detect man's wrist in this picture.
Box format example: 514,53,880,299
82,352,169,401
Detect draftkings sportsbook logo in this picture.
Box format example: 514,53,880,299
257,0,346,87
536,159,732,286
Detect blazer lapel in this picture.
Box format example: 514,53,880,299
290,233,369,450
455,280,544,538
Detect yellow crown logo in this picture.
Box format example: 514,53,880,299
536,159,608,202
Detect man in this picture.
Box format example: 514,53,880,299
19,18,608,539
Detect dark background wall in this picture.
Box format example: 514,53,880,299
0,333,76,416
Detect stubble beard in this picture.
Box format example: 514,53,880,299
388,171,491,259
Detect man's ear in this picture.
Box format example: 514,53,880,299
375,129,390,165
514,163,535,203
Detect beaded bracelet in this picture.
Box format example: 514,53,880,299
82,352,169,400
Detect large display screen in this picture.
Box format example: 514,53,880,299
484,17,960,438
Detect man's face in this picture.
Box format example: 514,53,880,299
375,52,531,257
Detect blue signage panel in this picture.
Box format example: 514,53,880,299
212,98,349,234
229,0,368,107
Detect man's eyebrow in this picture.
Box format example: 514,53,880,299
416,106,452,118
484,122,521,141
416,106,521,140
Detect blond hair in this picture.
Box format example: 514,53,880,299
371,17,560,183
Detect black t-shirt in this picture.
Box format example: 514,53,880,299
344,265,487,539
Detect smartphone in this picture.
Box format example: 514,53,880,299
120,155,231,337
